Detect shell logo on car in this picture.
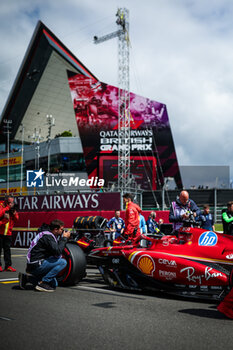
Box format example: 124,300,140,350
137,255,155,276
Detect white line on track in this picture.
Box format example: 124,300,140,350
11,248,28,251
0,316,13,321
72,285,145,299
0,278,18,282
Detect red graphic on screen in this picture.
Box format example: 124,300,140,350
67,71,182,190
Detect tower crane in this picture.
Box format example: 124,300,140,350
94,8,131,194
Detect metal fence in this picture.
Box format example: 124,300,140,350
142,189,233,223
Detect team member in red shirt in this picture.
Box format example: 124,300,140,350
0,195,19,272
123,193,142,239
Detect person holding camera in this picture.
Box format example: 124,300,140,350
18,219,70,292
169,190,200,235
0,195,19,272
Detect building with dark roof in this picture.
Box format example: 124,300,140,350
0,21,97,143
0,21,182,195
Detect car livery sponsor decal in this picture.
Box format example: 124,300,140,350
103,247,122,256
137,255,156,277
181,227,191,232
158,259,177,268
180,266,224,284
200,286,208,291
189,285,197,289
198,231,218,246
210,286,223,290
159,270,176,280
226,254,233,260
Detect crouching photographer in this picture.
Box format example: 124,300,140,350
0,195,19,272
18,219,70,292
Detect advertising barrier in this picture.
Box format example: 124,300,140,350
11,210,170,248
14,192,121,212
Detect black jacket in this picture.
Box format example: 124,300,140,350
29,233,68,263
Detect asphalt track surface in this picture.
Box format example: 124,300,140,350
0,249,233,350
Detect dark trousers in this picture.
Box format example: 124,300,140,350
0,235,12,268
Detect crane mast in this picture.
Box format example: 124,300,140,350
94,8,131,193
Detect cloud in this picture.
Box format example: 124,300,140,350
0,0,233,180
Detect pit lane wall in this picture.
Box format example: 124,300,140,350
10,192,169,248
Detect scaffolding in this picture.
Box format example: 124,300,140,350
94,8,131,193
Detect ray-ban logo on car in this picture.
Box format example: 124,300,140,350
26,169,44,187
198,231,218,247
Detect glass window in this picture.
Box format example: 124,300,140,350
25,153,86,173
0,166,6,182
59,154,86,172
0,164,25,182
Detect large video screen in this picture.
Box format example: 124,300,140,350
99,156,157,190
68,72,182,189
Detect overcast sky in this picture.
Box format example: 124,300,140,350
1,0,233,182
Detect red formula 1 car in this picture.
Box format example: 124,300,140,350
88,226,233,300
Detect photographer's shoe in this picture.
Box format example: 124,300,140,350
5,266,16,272
18,272,28,289
35,282,55,292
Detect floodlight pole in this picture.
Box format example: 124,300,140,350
36,129,43,169
3,120,12,194
20,124,24,194
28,128,44,169
46,114,55,174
